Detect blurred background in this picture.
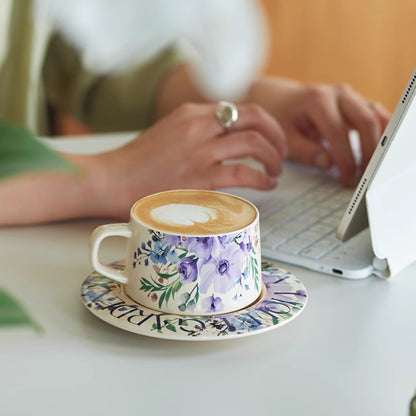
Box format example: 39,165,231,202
60,0,416,134
260,0,416,112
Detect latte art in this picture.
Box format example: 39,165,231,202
133,190,257,235
151,204,217,226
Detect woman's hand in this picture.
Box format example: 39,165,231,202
248,77,390,187
0,101,286,225
96,102,287,219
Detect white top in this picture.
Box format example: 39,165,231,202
1,134,416,415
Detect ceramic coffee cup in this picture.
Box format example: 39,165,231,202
90,190,262,316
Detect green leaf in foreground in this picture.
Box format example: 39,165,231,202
0,289,41,332
0,120,78,179
410,392,416,416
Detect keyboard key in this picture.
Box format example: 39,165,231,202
332,207,346,219
308,223,334,235
257,198,286,217
262,233,287,248
277,242,303,254
296,230,322,244
308,206,332,218
273,225,298,238
262,211,291,229
259,175,353,264
282,221,307,234
286,237,311,249
296,213,319,225
279,205,305,219
316,235,341,250
332,191,352,204
300,245,330,259
320,215,342,227
295,197,319,209
324,198,345,210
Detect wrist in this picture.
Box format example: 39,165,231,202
63,152,112,219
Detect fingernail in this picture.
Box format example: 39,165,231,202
269,176,278,188
314,153,330,169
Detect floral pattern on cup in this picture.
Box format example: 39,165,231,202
131,228,261,314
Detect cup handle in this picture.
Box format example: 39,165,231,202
90,223,132,284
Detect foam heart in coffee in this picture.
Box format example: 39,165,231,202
132,190,257,235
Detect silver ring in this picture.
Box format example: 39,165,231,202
215,101,239,129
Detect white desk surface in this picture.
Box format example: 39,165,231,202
1,135,416,416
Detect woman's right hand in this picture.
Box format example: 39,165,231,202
96,102,287,219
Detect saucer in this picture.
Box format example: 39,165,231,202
81,260,307,341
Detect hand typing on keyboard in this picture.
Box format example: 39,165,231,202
246,78,390,188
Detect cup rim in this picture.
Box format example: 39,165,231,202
129,189,259,237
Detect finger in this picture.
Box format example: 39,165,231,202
230,104,288,160
207,130,283,178
337,87,382,169
369,101,391,134
291,113,323,142
287,130,332,170
167,103,288,162
203,163,278,191
304,89,356,186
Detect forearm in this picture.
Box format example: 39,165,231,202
0,153,105,226
154,67,302,121
245,76,302,116
153,63,207,120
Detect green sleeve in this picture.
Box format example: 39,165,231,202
42,33,188,132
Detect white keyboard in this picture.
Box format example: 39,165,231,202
260,179,353,260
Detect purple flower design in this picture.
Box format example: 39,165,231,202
165,234,182,248
261,271,281,289
238,233,252,255
183,236,218,262
217,234,233,246
271,279,296,302
202,295,224,313
260,273,306,305
255,299,290,315
178,256,198,283
199,242,246,294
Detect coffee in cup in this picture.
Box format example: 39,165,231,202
90,190,261,315
132,189,257,235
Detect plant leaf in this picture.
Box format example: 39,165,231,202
410,393,416,416
165,322,176,332
158,290,166,309
0,289,41,331
156,272,178,279
0,120,77,179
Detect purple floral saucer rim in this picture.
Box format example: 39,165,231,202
81,260,307,341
